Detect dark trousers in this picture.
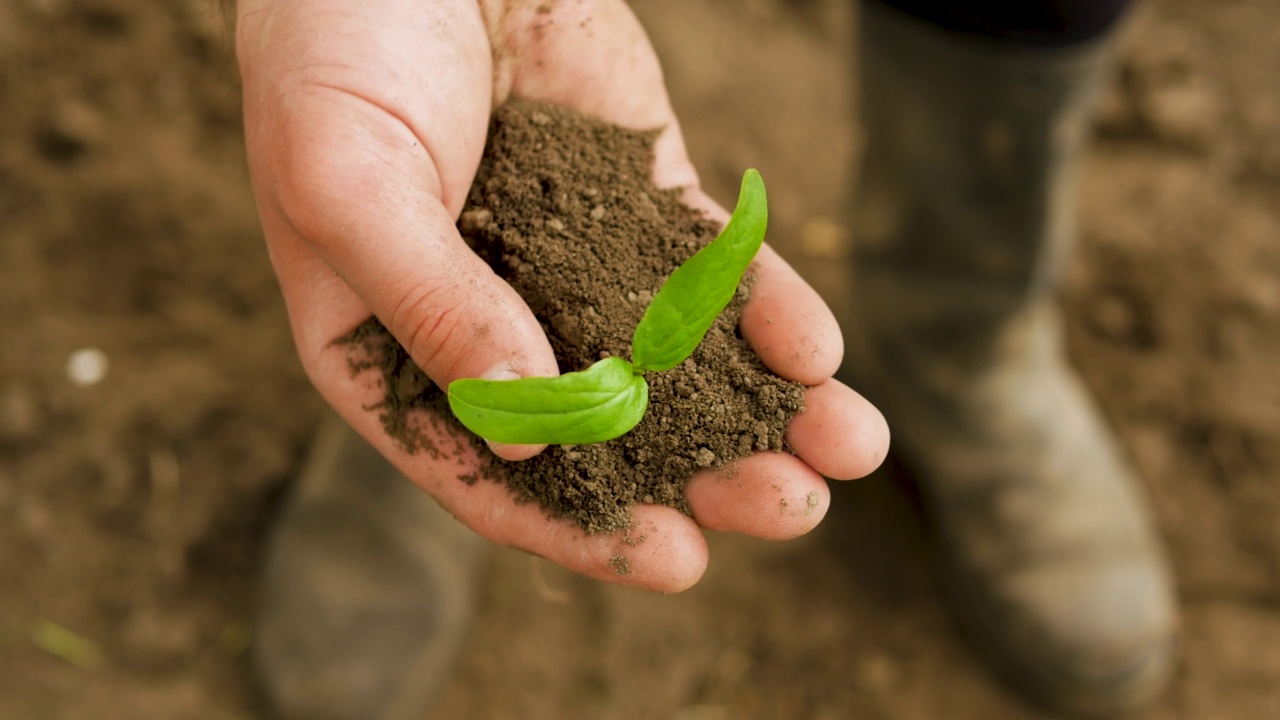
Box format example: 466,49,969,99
871,0,1137,46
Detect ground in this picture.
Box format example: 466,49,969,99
0,0,1277,718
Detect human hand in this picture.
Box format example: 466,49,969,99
236,0,889,592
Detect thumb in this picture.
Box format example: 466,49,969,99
251,89,559,460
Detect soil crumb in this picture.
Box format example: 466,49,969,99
608,555,632,576
337,100,805,533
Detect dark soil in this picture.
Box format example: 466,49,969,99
338,100,805,534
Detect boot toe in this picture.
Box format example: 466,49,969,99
955,555,1178,717
255,417,485,720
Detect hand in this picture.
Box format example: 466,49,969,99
236,0,889,592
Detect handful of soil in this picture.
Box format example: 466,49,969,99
338,100,804,534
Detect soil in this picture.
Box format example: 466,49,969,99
336,100,803,534
2,0,1279,719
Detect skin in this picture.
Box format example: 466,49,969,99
236,0,890,592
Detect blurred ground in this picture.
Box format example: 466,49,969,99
1,0,1278,718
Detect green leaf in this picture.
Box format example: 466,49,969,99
30,619,104,669
631,169,767,372
448,356,648,445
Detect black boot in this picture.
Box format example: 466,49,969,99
847,3,1178,715
254,414,486,720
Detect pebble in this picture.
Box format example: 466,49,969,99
459,208,492,233
66,347,109,386
695,447,716,468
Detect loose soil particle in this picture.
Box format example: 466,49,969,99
338,100,805,534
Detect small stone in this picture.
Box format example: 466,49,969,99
626,291,639,302
546,217,565,233
66,348,108,386
590,205,606,221
530,110,552,126
459,208,492,233
695,447,716,468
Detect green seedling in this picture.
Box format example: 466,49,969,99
448,169,767,445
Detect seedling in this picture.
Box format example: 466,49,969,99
448,169,767,445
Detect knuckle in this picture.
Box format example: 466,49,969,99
390,284,467,379
273,143,387,251
263,85,417,251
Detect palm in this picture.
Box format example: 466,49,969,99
237,0,888,591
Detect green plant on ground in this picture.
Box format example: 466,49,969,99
447,169,768,445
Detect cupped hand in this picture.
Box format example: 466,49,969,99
236,0,889,592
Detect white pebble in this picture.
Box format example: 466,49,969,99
66,348,109,386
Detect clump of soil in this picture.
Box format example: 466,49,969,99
338,100,804,534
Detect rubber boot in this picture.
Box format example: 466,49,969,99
846,3,1178,715
254,414,486,720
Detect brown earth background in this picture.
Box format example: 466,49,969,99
1,0,1278,718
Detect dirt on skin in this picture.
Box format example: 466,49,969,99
2,0,1280,719
337,100,804,535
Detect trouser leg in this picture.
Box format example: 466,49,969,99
846,2,1178,714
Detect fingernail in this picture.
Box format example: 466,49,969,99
487,438,546,462
480,363,522,382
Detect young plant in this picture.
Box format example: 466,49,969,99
448,169,767,445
